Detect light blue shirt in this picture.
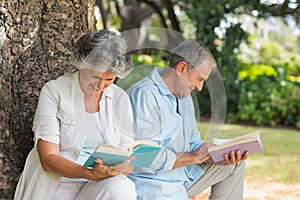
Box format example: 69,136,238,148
127,67,204,200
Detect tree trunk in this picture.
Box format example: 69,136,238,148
0,0,95,199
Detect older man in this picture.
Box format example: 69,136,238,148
127,39,248,200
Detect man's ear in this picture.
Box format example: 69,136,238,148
175,61,187,75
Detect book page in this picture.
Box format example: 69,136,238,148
210,131,260,151
213,138,236,145
129,140,158,152
96,144,131,157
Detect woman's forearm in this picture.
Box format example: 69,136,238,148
39,153,95,179
37,139,116,180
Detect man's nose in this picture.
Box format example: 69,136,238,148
195,82,204,91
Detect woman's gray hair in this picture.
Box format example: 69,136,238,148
73,30,133,78
169,39,217,71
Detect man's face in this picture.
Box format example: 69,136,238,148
175,60,212,97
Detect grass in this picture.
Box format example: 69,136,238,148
198,121,300,184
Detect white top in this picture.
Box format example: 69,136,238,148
61,112,103,182
14,72,135,200
76,112,103,164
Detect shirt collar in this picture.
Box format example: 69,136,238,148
149,67,172,96
102,84,115,99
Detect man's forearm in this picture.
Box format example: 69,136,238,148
172,152,199,169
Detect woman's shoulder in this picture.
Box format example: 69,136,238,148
46,73,73,85
106,84,129,100
41,73,75,94
110,83,125,92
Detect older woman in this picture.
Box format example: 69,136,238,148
14,30,136,200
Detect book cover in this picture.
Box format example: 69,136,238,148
83,142,161,168
208,131,263,163
130,145,161,167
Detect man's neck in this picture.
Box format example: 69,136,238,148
160,67,177,97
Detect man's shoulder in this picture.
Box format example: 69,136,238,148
127,76,156,95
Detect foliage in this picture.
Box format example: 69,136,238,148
237,17,300,76
180,0,300,119
233,64,300,128
103,0,300,127
232,15,300,128
181,0,250,114
116,54,167,91
238,64,278,81
132,54,167,68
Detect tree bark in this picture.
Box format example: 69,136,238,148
163,0,181,32
0,0,95,199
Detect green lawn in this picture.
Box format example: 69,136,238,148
198,122,300,184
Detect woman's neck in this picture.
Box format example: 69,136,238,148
83,93,102,113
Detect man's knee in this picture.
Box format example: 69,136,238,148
221,160,246,183
234,160,246,175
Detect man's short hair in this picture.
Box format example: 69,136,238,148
169,39,217,70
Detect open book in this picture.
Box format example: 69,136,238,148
208,131,263,163
83,141,161,168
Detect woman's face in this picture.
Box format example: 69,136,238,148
79,69,116,96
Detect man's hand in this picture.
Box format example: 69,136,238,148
217,150,249,165
192,142,213,164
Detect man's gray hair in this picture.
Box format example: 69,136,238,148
73,30,133,78
169,39,217,71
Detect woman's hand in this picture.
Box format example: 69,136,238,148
91,156,135,180
90,159,120,180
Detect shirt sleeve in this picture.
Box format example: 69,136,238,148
189,129,203,151
186,95,203,151
129,89,177,173
33,83,60,146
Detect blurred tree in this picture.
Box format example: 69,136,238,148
181,0,299,115
96,0,299,116
238,16,300,75
96,0,181,31
0,0,95,198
